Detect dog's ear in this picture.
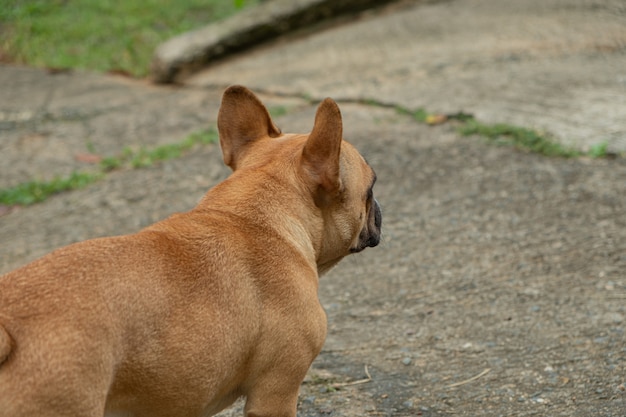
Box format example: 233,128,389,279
301,98,343,206
218,85,281,170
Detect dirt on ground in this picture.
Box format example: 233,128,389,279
1,66,625,416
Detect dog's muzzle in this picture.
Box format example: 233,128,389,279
352,199,382,253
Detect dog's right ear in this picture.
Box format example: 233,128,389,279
217,85,281,170
301,98,343,207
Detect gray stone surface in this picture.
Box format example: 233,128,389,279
1,0,626,415
151,0,400,83
188,0,626,153
0,66,221,188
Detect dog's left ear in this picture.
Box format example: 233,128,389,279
218,85,281,170
301,98,343,206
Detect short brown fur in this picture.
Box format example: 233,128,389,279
0,85,381,417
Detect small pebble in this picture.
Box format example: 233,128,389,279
402,357,412,366
593,336,608,344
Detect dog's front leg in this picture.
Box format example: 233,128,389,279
243,370,304,417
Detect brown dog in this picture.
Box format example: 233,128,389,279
0,85,381,417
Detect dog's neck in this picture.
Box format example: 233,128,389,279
196,170,323,271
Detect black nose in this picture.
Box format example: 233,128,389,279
367,199,382,248
373,199,382,229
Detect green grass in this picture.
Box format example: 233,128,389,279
588,142,609,158
457,118,582,158
0,128,218,206
395,106,429,123
103,128,218,170
320,98,611,158
0,171,102,206
0,0,255,77
392,105,614,158
268,106,289,118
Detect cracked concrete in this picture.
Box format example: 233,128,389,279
185,0,626,153
1,0,625,415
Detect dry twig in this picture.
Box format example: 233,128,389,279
332,365,372,388
446,368,491,388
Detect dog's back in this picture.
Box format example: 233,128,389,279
0,239,124,416
0,213,277,417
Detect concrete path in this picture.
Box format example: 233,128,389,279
1,0,625,416
187,0,626,153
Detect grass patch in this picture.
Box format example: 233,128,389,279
395,106,429,123
101,128,218,170
588,142,609,158
268,106,289,118
0,0,255,77
393,104,613,158
0,128,218,206
0,171,102,206
458,118,582,158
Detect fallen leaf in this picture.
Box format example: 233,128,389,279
75,153,102,164
426,114,448,125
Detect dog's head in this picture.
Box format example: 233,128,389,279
217,85,381,275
